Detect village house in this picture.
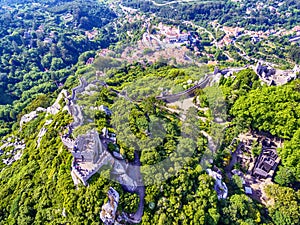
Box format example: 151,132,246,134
157,23,190,44
43,37,53,44
86,57,95,65
85,30,98,40
63,13,74,23
222,26,244,37
98,49,113,57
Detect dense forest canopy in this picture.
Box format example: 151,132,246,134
122,0,300,30
219,69,300,185
0,62,220,224
1,58,299,224
0,0,117,133
0,1,300,225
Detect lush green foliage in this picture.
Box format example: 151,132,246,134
218,68,300,223
222,194,261,225
0,62,219,224
0,110,128,224
0,0,117,126
290,45,300,64
230,81,300,139
219,69,300,184
265,184,300,225
1,1,300,224
123,0,300,30
276,129,300,184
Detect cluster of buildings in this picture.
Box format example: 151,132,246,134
217,26,244,47
252,140,280,179
1,5,13,11
277,25,300,37
62,13,74,23
215,21,300,48
157,23,190,44
237,133,280,177
36,27,57,45
245,1,288,18
255,62,300,85
140,21,201,55
288,26,300,43
85,30,98,40
98,48,114,57
122,12,145,24
229,132,282,203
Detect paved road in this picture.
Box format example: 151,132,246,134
182,20,217,44
234,42,279,67
224,51,234,61
123,150,145,223
150,0,198,6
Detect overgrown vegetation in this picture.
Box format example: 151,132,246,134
0,1,300,224
0,0,117,125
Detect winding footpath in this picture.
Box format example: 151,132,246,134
122,151,145,223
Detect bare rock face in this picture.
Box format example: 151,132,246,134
0,136,25,166
20,107,46,128
47,90,68,115
207,168,228,199
100,187,120,225
37,120,53,148
20,90,68,129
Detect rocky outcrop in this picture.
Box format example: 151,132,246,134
0,137,25,166
207,168,228,199
20,90,68,129
47,90,68,115
20,107,46,128
36,120,53,148
100,187,120,225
